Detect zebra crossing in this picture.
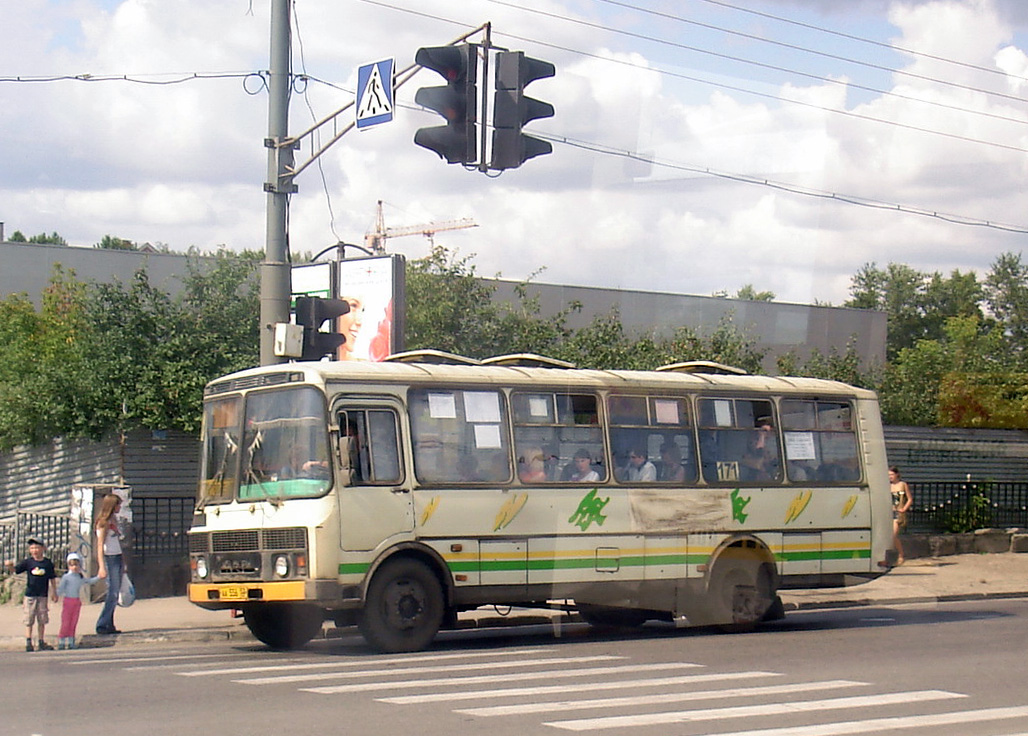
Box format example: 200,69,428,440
72,645,1028,734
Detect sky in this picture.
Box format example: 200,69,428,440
3,0,1028,305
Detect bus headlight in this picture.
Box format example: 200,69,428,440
195,557,208,580
273,554,290,578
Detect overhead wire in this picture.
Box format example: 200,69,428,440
579,0,1028,104
291,0,343,244
691,0,1028,86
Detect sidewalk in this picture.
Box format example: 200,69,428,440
3,552,1027,651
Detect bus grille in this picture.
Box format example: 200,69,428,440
263,527,306,549
211,530,260,552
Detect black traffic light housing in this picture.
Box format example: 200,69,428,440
490,51,555,170
413,43,479,165
294,296,351,361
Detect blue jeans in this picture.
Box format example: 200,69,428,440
96,554,122,633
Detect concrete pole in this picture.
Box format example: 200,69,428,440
260,0,292,365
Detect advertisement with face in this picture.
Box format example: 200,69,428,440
336,255,404,361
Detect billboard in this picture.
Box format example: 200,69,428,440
335,254,406,361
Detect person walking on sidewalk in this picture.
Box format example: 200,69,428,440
57,552,99,649
95,493,125,635
890,466,913,566
8,538,58,651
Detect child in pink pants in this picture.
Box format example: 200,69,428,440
57,553,99,649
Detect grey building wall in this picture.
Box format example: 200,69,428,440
490,280,887,372
0,241,191,302
2,241,886,373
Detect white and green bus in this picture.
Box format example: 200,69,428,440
187,351,893,652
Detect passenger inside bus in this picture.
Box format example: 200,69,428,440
565,448,600,482
518,448,547,483
658,443,687,482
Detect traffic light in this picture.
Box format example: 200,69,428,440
490,51,555,170
413,43,478,165
294,296,351,361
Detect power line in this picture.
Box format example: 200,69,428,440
0,71,257,85
359,0,1028,154
495,29,1028,156
691,0,1028,85
540,131,1028,234
487,0,1028,125
584,0,1028,103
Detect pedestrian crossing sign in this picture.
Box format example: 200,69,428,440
356,59,394,130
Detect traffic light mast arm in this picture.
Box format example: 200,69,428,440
278,23,492,185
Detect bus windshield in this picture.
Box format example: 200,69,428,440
198,386,332,504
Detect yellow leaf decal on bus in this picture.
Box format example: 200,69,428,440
841,494,858,519
419,495,440,526
494,493,528,531
784,490,813,524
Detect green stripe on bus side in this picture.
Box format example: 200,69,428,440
341,549,870,576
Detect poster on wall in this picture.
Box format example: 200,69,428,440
336,254,406,361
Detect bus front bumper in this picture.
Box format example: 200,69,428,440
188,579,348,609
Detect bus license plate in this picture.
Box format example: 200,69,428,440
221,585,248,600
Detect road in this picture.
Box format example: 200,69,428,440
8,599,1028,736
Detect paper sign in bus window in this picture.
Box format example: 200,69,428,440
714,400,733,427
717,461,740,481
528,396,550,418
428,393,457,419
474,424,502,449
654,399,680,425
465,391,501,423
785,431,817,461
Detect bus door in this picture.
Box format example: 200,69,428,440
336,405,413,551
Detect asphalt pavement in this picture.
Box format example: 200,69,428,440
3,552,1027,651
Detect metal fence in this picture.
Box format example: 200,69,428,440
0,510,71,569
908,481,1028,533
132,496,193,563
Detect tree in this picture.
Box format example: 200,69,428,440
847,262,984,360
95,235,137,250
984,251,1028,362
7,230,67,245
734,284,775,302
0,267,101,449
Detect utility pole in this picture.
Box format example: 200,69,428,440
260,0,294,366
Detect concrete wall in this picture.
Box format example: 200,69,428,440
2,241,886,373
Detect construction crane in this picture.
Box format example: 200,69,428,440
364,200,477,254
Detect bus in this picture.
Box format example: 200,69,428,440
187,351,893,652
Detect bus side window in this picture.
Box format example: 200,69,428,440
339,409,402,486
698,398,781,485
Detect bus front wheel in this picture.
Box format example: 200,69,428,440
359,558,444,653
243,603,324,649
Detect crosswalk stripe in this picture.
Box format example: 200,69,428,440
380,670,780,705
299,662,704,695
662,706,1028,736
176,647,552,676
544,690,964,731
456,679,869,717
233,655,625,686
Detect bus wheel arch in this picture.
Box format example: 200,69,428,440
694,536,779,631
359,549,449,653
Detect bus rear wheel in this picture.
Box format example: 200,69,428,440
359,558,444,653
243,602,324,650
708,558,775,632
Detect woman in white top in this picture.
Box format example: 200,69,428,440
95,493,124,635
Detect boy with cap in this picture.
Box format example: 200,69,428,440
12,538,58,651
57,552,100,649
